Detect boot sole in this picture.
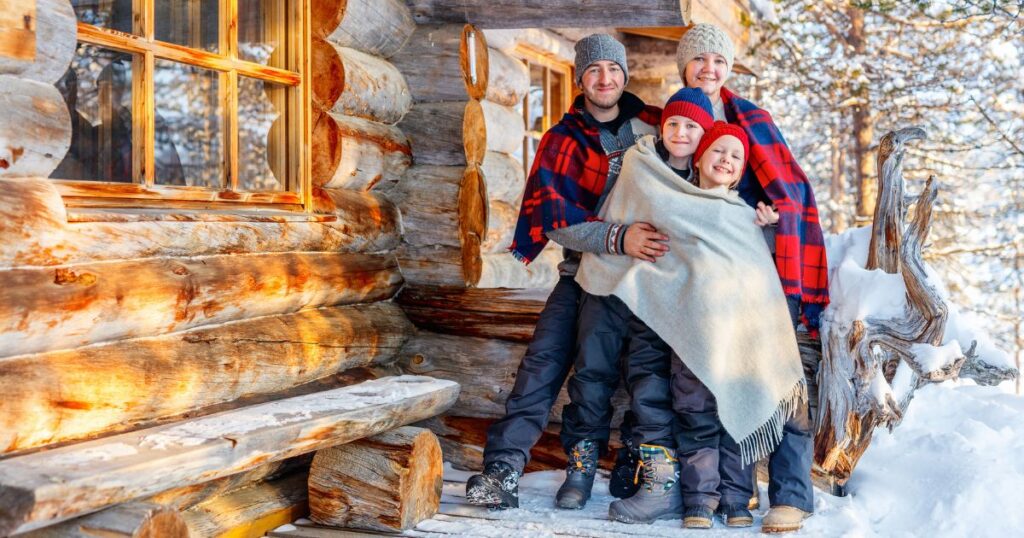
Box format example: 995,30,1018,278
726,517,754,527
761,523,802,534
609,511,682,525
683,517,713,529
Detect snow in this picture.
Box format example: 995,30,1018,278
910,341,964,372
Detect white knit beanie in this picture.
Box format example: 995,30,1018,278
676,23,735,77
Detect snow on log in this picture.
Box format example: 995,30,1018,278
0,375,460,535
396,285,546,342
0,303,412,455
392,165,486,250
0,0,75,84
406,0,687,28
311,112,411,189
0,252,402,357
484,47,529,107
181,472,309,538
479,151,526,206
313,0,415,59
397,241,482,288
22,503,189,538
0,75,71,178
390,24,486,103
483,200,516,253
311,39,411,125
398,101,470,166
309,426,442,532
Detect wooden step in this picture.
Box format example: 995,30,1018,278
0,376,460,535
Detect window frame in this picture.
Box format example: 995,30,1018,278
513,45,575,178
52,0,312,212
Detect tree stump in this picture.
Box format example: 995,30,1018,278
308,426,443,533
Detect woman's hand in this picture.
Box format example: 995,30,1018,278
755,202,779,227
623,222,669,262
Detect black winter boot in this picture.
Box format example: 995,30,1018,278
466,461,520,509
555,439,599,509
608,445,683,523
608,439,641,499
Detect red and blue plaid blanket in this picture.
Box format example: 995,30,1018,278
721,88,830,323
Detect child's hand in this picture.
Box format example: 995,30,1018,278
755,202,779,227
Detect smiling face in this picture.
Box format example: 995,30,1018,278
661,115,705,162
683,52,730,98
579,60,626,111
696,134,745,189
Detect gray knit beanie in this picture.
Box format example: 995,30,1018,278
676,23,735,78
574,34,629,85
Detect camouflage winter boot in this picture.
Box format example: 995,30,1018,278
466,461,520,509
607,445,683,523
555,439,599,509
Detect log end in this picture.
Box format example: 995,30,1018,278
135,505,191,538
310,0,348,39
398,429,443,529
462,100,486,166
310,38,345,111
461,233,483,287
312,112,342,188
460,25,489,100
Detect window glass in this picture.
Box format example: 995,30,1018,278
154,60,222,187
238,76,286,191
155,0,220,52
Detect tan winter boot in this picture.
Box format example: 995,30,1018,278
761,505,811,533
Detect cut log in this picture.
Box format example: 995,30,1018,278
0,252,402,357
406,0,688,28
0,75,71,178
21,503,189,538
313,0,415,59
182,472,309,538
464,99,525,165
396,285,546,342
397,242,481,288
0,303,412,455
0,0,76,84
392,165,486,249
483,200,516,253
479,151,526,206
477,248,560,289
398,101,469,166
149,456,313,511
398,331,628,425
390,24,486,103
482,28,575,64
311,39,411,125
0,178,401,268
309,426,442,532
0,375,460,535
485,47,530,107
311,112,411,190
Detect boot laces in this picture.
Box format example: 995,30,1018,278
567,441,597,476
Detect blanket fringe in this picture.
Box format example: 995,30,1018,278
737,378,809,466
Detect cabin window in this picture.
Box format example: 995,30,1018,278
51,0,306,210
512,47,574,178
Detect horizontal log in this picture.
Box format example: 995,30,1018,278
313,0,416,58
477,249,560,289
0,251,402,357
464,99,525,165
398,101,469,166
182,472,309,538
485,47,529,107
0,178,401,268
392,165,487,251
398,332,628,424
0,75,71,178
21,503,189,538
0,303,412,455
397,242,481,288
479,151,526,206
482,28,575,64
309,426,442,532
406,0,688,28
148,455,313,511
0,375,461,535
312,112,412,190
483,200,516,253
396,285,546,342
311,39,412,124
0,0,76,84
390,24,485,103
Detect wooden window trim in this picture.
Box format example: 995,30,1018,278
514,44,574,178
54,0,311,212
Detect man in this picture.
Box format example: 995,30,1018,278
465,33,666,509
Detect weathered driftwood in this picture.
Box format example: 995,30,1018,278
0,0,76,84
484,47,530,107
396,285,546,342
0,178,401,268
0,75,71,178
148,455,313,511
479,151,526,206
312,0,415,59
391,165,487,250
398,101,470,166
483,200,516,253
0,252,402,357
477,249,560,289
390,24,486,103
311,112,411,190
406,0,687,28
0,375,460,535
309,427,442,532
311,39,412,125
397,241,482,288
181,472,309,538
21,503,189,538
0,303,412,455
464,99,525,165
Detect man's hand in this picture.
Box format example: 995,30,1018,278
755,202,779,227
623,222,669,262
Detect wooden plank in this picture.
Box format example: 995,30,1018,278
0,375,461,535
181,472,310,538
0,251,403,357
405,0,688,28
0,303,413,455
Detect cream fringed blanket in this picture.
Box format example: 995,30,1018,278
575,135,806,464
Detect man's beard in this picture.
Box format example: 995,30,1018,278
586,92,621,110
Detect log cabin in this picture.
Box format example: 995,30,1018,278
1,1,1014,537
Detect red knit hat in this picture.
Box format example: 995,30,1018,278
694,121,750,172
661,87,714,132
